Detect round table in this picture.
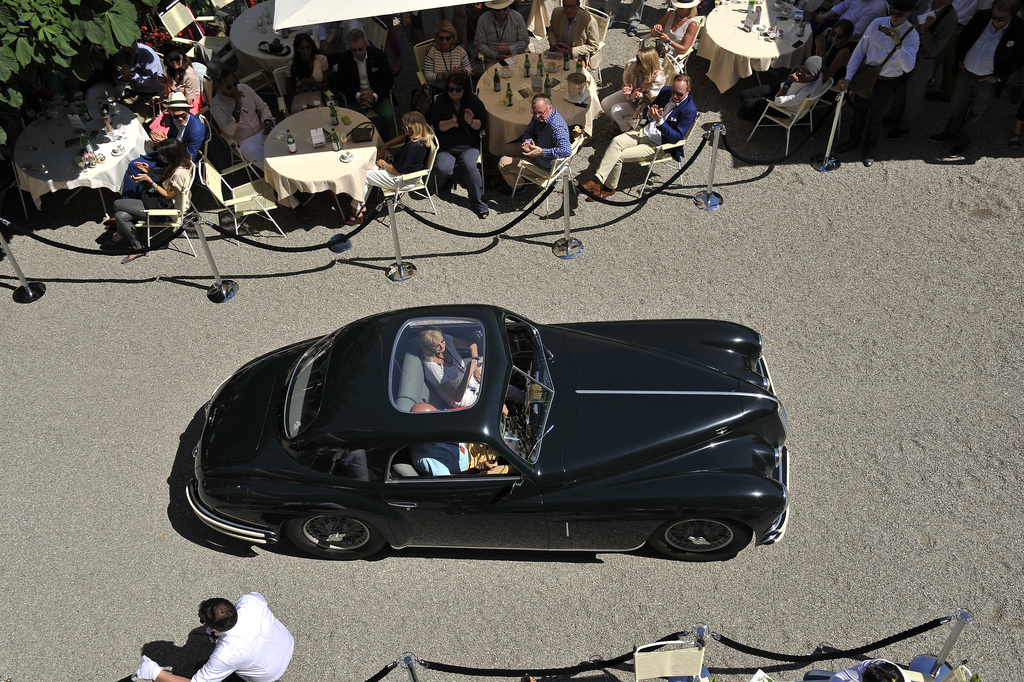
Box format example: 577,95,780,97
478,54,601,156
13,99,149,213
231,1,312,78
696,0,819,92
263,107,381,207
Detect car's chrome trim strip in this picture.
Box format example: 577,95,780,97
185,481,276,545
576,389,778,402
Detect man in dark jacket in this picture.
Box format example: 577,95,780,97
582,74,697,199
331,28,395,135
930,0,1024,154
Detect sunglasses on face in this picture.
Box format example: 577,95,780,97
991,12,1010,22
430,341,444,352
352,46,367,52
172,111,188,118
447,86,464,93
438,35,454,41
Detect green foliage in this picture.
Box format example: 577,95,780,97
0,0,159,144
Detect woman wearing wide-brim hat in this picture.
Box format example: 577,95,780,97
651,0,702,60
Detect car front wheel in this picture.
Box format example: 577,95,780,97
647,518,752,561
285,514,387,560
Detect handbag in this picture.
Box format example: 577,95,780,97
848,25,911,98
142,186,173,210
410,84,433,117
349,122,375,143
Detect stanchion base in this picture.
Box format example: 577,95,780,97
327,235,352,253
207,280,238,303
552,237,583,259
811,154,841,172
387,261,417,282
13,282,46,304
694,192,723,210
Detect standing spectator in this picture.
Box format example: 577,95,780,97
135,593,294,682
431,73,490,218
423,20,473,89
813,0,888,38
601,46,665,133
286,33,330,114
928,0,983,100
332,28,396,136
1008,100,1024,149
828,659,910,682
210,71,275,170
546,0,600,63
887,0,958,138
604,0,647,36
836,0,921,166
476,0,530,67
929,0,1024,154
317,19,363,55
498,93,572,191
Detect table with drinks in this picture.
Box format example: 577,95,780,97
697,0,820,92
13,94,150,214
477,53,601,156
263,104,382,208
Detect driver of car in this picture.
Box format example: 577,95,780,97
418,327,482,409
408,403,510,475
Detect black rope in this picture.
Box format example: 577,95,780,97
720,96,841,166
5,220,187,257
574,134,708,206
401,180,558,238
200,201,383,252
715,616,949,664
363,661,398,682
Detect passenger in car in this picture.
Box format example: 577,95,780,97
418,327,482,409
408,403,510,475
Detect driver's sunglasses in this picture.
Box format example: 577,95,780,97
431,341,444,352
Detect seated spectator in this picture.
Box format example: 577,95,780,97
431,73,490,219
814,18,856,81
317,19,363,55
121,92,206,199
103,138,192,264
546,0,600,63
497,94,572,191
423,20,472,88
476,0,530,67
601,46,665,133
417,327,482,409
581,74,696,198
346,112,434,226
331,28,395,136
286,33,330,114
210,71,275,170
828,659,909,682
813,0,888,37
651,0,702,62
114,40,164,99
150,46,201,134
738,55,823,120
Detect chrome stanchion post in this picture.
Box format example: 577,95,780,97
811,90,845,172
694,123,724,210
930,608,974,677
190,215,238,303
400,652,423,682
0,217,46,303
552,172,583,259
386,197,416,282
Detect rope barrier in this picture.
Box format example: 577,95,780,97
200,201,383,252
401,179,558,238
575,134,709,206
363,661,398,682
8,222,187,257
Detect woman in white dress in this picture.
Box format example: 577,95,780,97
652,0,702,67
600,46,665,133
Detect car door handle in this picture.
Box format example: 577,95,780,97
388,501,418,509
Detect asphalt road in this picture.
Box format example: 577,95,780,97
1,9,1022,682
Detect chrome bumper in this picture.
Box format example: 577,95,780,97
760,445,790,545
186,479,278,545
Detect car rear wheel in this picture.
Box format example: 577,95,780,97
286,514,387,560
647,518,752,561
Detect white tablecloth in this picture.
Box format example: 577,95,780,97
231,1,311,78
478,54,600,156
13,101,149,211
697,0,818,92
264,108,381,207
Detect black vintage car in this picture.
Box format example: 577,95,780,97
187,306,790,561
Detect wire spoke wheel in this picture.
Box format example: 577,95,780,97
302,515,371,550
663,519,735,552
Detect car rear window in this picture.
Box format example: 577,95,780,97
390,317,486,413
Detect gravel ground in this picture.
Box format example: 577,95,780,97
1,4,1022,682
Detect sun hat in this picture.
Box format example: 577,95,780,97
802,55,823,77
486,0,514,8
671,0,701,8
162,91,192,110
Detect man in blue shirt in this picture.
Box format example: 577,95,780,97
498,94,573,192
582,74,697,198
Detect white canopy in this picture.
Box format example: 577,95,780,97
273,0,462,31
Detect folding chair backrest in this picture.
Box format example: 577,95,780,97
201,75,214,110
413,40,433,76
425,134,440,177
590,7,610,45
634,644,704,681
272,66,290,98
792,77,833,120
160,1,197,38
203,159,227,206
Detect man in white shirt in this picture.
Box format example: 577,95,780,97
929,0,1024,154
135,592,294,682
210,71,274,170
476,0,531,66
836,0,921,165
828,659,911,682
739,56,824,119
814,0,889,37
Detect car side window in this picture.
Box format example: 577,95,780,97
388,443,519,479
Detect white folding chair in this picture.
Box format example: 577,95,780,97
660,15,705,80
413,40,435,87
203,158,284,236
588,7,611,84
747,77,833,155
634,138,686,196
511,132,585,217
142,163,198,257
633,641,706,682
378,134,440,282
159,0,234,65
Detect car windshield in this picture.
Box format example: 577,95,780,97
501,316,554,463
390,317,487,413
283,335,333,438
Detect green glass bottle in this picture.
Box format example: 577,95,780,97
563,51,570,70
329,102,339,126
493,68,501,92
575,56,584,73
506,82,514,107
331,128,340,151
286,129,296,153
524,53,531,77
544,73,552,96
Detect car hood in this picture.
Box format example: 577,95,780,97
556,329,779,477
